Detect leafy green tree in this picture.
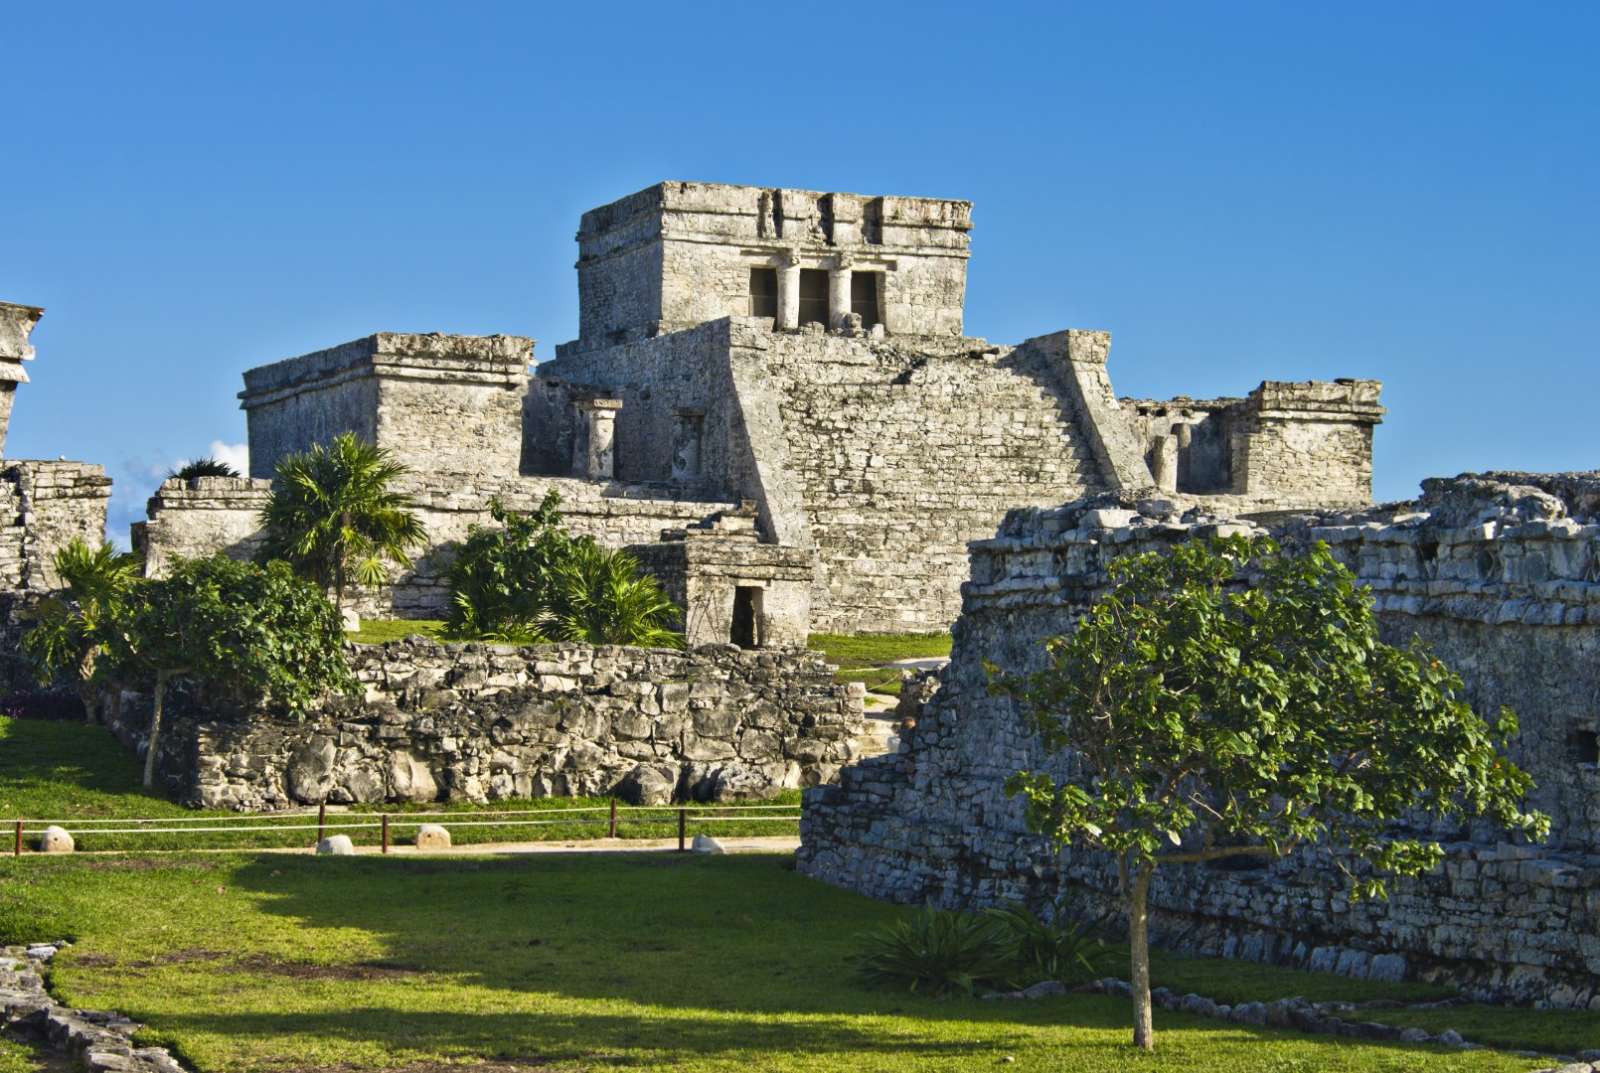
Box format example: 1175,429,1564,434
109,555,356,787
992,535,1548,1051
447,493,683,648
545,542,683,648
446,492,575,641
257,432,425,614
21,538,141,721
168,457,240,480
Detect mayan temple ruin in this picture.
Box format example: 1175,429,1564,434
135,181,1386,640
2,180,1594,1014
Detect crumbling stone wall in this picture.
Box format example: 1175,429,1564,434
127,639,864,811
1125,379,1384,504
0,302,43,457
0,462,112,591
240,332,532,480
132,476,273,577
800,475,1600,1007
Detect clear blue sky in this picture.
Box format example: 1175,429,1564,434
3,2,1595,542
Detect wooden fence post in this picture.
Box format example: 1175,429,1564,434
317,802,327,844
381,814,390,855
677,808,686,852
608,799,617,839
12,820,20,857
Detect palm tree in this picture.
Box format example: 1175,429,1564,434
545,542,684,648
257,433,426,615
22,538,142,721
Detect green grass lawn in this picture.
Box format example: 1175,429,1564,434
0,715,797,852
807,632,952,670
345,618,448,644
0,1037,40,1073
0,851,1576,1073
808,633,951,698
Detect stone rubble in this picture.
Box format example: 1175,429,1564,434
1,943,186,1073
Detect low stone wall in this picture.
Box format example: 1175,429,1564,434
123,639,863,811
799,475,1600,1008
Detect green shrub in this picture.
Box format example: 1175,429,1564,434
545,542,682,648
986,901,1117,985
446,492,574,640
169,457,240,480
854,905,1014,997
447,493,682,648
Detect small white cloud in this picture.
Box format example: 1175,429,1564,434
208,440,249,476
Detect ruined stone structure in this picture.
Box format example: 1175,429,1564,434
0,303,111,595
799,472,1600,1008
140,181,1383,636
119,638,863,810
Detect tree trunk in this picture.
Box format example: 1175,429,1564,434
1129,864,1156,1051
79,650,97,723
142,669,168,789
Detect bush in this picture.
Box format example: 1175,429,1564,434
447,494,683,648
986,901,1117,986
169,457,240,480
854,905,1014,997
447,493,574,640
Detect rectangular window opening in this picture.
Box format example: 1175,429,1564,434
798,269,830,327
748,268,778,319
1572,729,1599,765
850,272,881,329
732,586,764,649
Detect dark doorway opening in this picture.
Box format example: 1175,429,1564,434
798,270,829,327
732,586,763,648
749,268,778,319
851,272,881,329
1572,729,1599,765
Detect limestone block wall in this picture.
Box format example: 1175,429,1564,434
535,319,743,489
1229,380,1384,505
630,512,814,648
126,639,864,811
799,477,1600,1006
0,462,112,591
240,332,532,479
567,182,971,345
132,476,273,577
1125,379,1384,504
757,330,1108,633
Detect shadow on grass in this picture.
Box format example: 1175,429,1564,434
0,715,171,818
60,852,1512,1069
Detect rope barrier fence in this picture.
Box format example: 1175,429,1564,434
8,799,804,857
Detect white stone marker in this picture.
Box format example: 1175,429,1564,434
38,826,74,853
414,824,451,851
315,834,355,855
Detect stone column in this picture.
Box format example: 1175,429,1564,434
575,398,623,480
1149,434,1178,493
0,302,42,458
775,252,802,331
829,257,852,332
